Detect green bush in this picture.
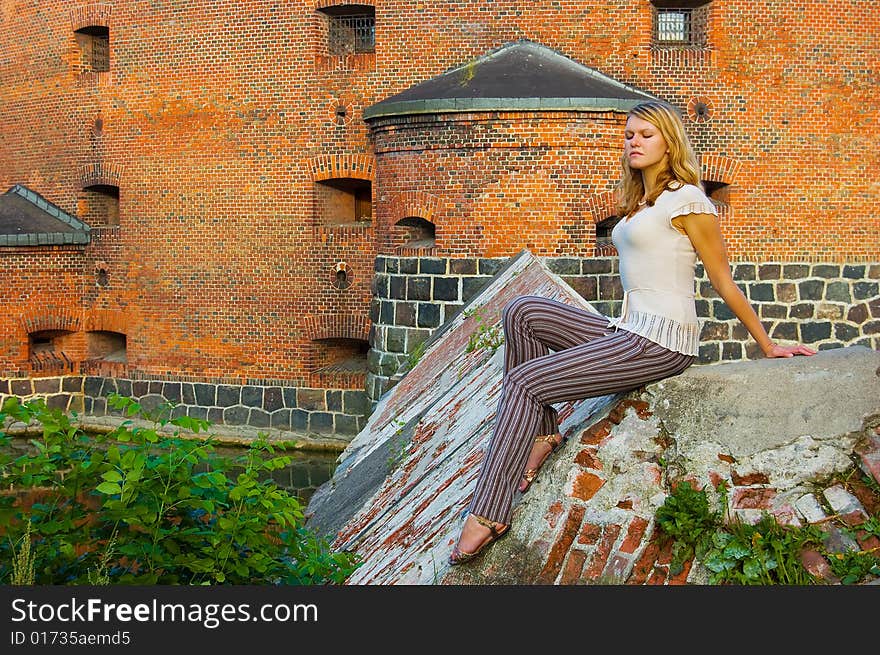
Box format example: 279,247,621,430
0,394,361,585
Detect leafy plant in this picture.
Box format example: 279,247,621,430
654,481,723,576
827,547,880,584
8,518,35,585
827,516,880,584
655,480,837,585
701,515,823,585
462,307,504,354
0,394,361,585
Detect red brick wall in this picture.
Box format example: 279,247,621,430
371,111,625,257
0,247,86,374
0,1,876,384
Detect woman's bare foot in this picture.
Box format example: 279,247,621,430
517,433,563,492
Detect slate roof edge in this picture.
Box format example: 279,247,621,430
7,184,92,235
0,232,91,247
364,96,647,121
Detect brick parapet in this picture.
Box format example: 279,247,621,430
535,395,880,585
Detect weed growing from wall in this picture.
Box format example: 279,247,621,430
655,479,880,585
462,307,504,354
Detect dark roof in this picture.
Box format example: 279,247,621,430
364,40,659,120
0,185,90,247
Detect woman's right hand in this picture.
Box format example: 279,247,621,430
762,341,818,358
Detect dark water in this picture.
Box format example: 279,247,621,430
2,437,339,505
210,445,338,504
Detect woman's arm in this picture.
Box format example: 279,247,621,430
676,212,817,358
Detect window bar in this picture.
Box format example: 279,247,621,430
328,15,375,55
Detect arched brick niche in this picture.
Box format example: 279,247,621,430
303,313,371,389
700,153,741,224
78,162,122,226
303,313,370,342
387,190,442,255
308,153,376,242
70,3,113,82
18,310,83,376
586,190,620,257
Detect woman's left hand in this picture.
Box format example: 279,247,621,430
763,342,818,358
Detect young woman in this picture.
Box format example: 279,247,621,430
449,100,817,565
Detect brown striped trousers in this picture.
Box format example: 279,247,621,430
469,295,695,524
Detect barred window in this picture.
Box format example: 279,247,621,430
319,5,375,55
651,1,711,48
74,25,109,72
657,10,690,44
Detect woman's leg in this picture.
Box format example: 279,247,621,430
501,296,612,437
454,331,694,558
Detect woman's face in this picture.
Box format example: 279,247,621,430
624,115,669,173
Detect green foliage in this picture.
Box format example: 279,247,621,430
827,547,880,584
655,481,723,576
462,307,504,354
701,516,823,585
405,341,427,371
828,516,880,584
0,394,361,585
655,480,839,585
9,518,35,585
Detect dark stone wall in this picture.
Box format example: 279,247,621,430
367,255,879,405
1,376,370,438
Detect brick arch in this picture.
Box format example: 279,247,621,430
586,190,618,224
19,308,81,335
302,314,370,342
315,0,375,9
83,308,127,334
78,162,122,189
307,154,375,182
69,3,112,31
699,153,742,185
387,191,442,225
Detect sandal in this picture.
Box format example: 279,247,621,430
448,514,509,566
518,433,564,493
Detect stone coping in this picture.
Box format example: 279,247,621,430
3,414,349,454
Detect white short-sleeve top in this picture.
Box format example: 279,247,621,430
609,183,718,356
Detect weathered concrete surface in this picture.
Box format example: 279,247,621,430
649,346,880,457
307,251,880,585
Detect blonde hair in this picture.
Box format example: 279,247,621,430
615,101,702,218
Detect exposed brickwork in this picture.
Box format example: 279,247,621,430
0,2,876,411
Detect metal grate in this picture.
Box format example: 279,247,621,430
656,9,691,44
90,34,109,72
328,14,375,55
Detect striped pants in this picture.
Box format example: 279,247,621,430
469,295,695,524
